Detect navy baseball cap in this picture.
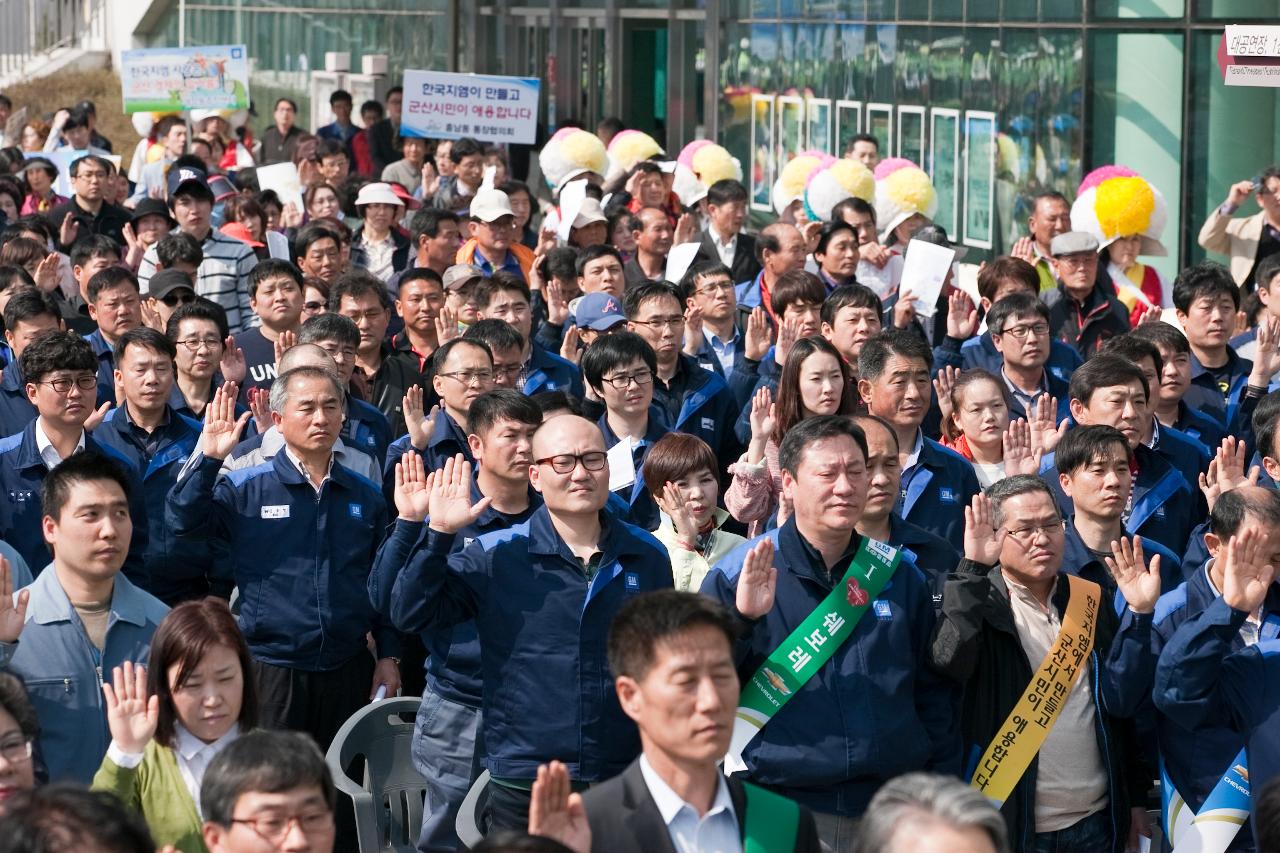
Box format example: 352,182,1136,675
166,165,214,203
575,292,627,332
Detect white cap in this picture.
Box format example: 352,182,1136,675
470,188,515,222
354,182,405,208
571,197,608,229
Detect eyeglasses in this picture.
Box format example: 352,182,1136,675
600,368,653,389
995,322,1050,340
161,291,197,308
438,369,493,386
535,451,608,474
1001,520,1065,544
630,316,685,331
695,280,734,296
303,301,326,312
40,375,98,394
492,364,523,381
343,309,387,323
177,336,223,352
0,736,33,764
230,811,334,842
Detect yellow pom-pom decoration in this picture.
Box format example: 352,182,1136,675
1094,175,1155,243
772,154,826,216
606,130,665,182
874,165,938,241
690,143,742,185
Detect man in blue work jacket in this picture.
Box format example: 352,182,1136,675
82,266,144,410
378,414,672,833
1041,354,1197,556
1175,262,1256,431
93,327,212,605
297,311,391,465
0,452,168,784
0,290,61,437
474,272,583,398
702,416,959,851
858,329,980,544
0,331,148,582
371,389,542,852
625,281,742,470
1151,487,1280,853
168,368,398,749
1154,516,1280,842
382,337,494,489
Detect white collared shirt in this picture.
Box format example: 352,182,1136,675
34,420,86,470
1203,560,1265,645
903,429,924,473
710,229,737,269
639,755,742,853
175,723,241,818
284,446,335,493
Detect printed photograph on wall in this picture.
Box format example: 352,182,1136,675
750,93,776,211
778,95,806,163
806,98,832,155
930,108,960,237
963,110,997,250
836,99,863,158
866,103,893,158
897,105,926,167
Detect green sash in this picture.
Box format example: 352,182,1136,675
743,781,800,853
725,537,903,772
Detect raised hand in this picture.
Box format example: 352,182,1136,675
83,401,111,433
139,297,165,333
744,307,772,362
946,288,979,340
964,493,1006,566
426,454,493,535
529,761,591,853
1105,536,1162,614
735,538,777,619
58,213,80,252
281,202,304,229
545,279,570,326
777,489,794,527
200,382,250,460
221,336,247,384
683,303,705,356
892,289,917,330
674,212,700,246
1227,178,1258,208
1221,527,1276,614
34,253,61,293
1249,315,1280,386
663,481,700,550
101,661,159,755
247,387,271,435
800,220,823,253
1200,437,1261,511
860,241,893,269
403,387,438,451
420,162,439,199
1009,236,1036,264
746,386,776,465
932,365,960,423
271,330,296,369
394,452,433,523
774,314,800,366
1028,396,1069,455
0,557,30,644
121,222,145,270
1002,419,1042,476
435,304,460,344
1134,303,1161,327
559,325,582,366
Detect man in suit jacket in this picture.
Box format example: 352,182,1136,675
1198,168,1280,289
693,179,761,285
529,591,820,853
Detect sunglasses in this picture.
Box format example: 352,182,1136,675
161,290,197,307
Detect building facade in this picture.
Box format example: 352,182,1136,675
142,0,1280,271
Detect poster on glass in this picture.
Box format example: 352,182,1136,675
897,106,926,167
836,100,863,159
866,104,893,158
777,96,806,164
929,108,960,238
806,99,832,155
750,94,776,212
963,111,996,250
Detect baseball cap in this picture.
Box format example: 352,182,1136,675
207,174,238,203
148,268,196,301
1050,231,1100,257
910,223,968,261
571,197,608,229
130,198,175,227
167,165,214,202
442,264,484,292
575,291,627,331
387,181,423,211
354,182,405,209
220,221,264,248
18,157,58,180
469,189,515,223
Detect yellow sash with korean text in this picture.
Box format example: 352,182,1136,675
970,574,1101,807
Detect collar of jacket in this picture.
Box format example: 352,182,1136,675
27,560,153,628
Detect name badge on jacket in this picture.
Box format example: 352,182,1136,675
261,505,290,519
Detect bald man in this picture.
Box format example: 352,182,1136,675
737,222,808,327
217,343,383,483
371,415,673,832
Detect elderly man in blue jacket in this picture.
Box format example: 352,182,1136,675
1153,487,1280,851
701,415,960,851
0,452,168,784
376,414,672,833
168,369,398,749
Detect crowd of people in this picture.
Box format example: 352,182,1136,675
0,82,1278,853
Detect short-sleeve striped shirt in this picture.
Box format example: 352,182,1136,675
138,228,261,334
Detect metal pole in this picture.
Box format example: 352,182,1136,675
178,0,185,47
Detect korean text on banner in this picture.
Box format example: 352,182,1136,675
120,45,251,114
402,69,540,145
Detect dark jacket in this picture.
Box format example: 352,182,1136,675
359,342,427,439
167,452,396,671
1150,567,1280,852
582,758,821,853
367,117,401,175
1184,347,1253,431
83,328,117,409
957,331,1083,385
888,512,961,609
701,520,960,816
380,506,673,781
692,230,761,285
1059,516,1183,607
344,395,392,469
0,360,36,437
1046,278,1130,358
524,340,584,398
1171,402,1227,455
92,406,216,604
930,559,1155,852
258,125,306,165
1154,597,1280,842
598,405,670,532
47,197,131,251
652,354,743,470
897,436,982,545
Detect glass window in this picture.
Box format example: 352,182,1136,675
1094,0,1184,17
1194,0,1280,18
